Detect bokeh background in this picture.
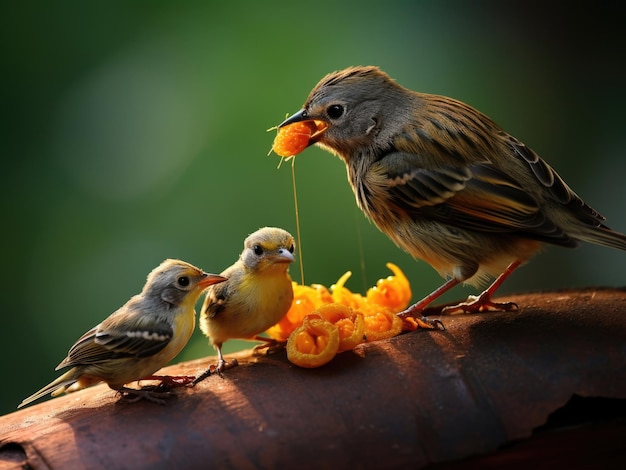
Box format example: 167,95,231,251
2,1,625,415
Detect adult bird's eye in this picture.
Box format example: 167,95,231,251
327,104,344,120
178,276,190,287
253,245,263,256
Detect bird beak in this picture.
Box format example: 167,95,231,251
279,109,307,127
199,273,228,287
274,249,295,264
279,109,328,145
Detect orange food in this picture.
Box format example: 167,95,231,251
286,314,339,368
272,121,317,157
314,303,365,352
366,262,412,312
360,305,403,342
266,282,333,341
267,263,416,368
330,271,366,309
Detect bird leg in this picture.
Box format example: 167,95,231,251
398,260,521,323
213,356,239,377
191,368,213,386
441,261,521,315
191,348,239,386
251,336,287,356
398,278,459,329
117,386,173,405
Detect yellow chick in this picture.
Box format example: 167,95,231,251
19,259,226,408
195,227,295,383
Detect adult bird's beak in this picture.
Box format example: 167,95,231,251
199,273,228,288
278,109,307,128
279,109,329,145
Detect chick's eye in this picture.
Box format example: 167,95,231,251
288,244,295,254
178,276,190,287
253,245,263,256
327,104,344,120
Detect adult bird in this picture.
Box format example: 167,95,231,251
279,66,626,326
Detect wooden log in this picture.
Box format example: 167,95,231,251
1,288,625,469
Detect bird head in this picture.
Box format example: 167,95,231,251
279,66,412,160
240,227,296,274
145,259,227,306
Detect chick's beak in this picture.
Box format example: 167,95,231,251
275,249,295,264
279,109,328,145
199,273,228,287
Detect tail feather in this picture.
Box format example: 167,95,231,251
18,368,81,409
576,225,626,251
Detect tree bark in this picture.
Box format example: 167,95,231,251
1,288,625,469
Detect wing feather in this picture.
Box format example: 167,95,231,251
56,302,173,369
370,151,576,246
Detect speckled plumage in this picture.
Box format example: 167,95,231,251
280,66,626,319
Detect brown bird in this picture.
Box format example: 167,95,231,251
280,65,626,327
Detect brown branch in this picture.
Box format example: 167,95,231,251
1,288,625,469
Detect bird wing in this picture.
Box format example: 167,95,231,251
371,151,576,246
506,136,607,227
56,305,173,370
202,279,231,320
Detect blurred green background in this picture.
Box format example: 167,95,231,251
2,1,625,415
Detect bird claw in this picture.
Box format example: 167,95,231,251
140,375,197,387
398,311,446,331
441,294,519,315
252,338,286,356
191,368,212,386
117,386,173,405
191,358,239,386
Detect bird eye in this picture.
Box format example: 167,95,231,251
178,276,190,287
253,245,263,256
327,104,344,120
288,244,295,253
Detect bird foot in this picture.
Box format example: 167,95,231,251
441,294,519,315
117,386,173,405
191,358,239,386
252,337,286,356
140,375,197,387
397,309,446,331
214,358,239,377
